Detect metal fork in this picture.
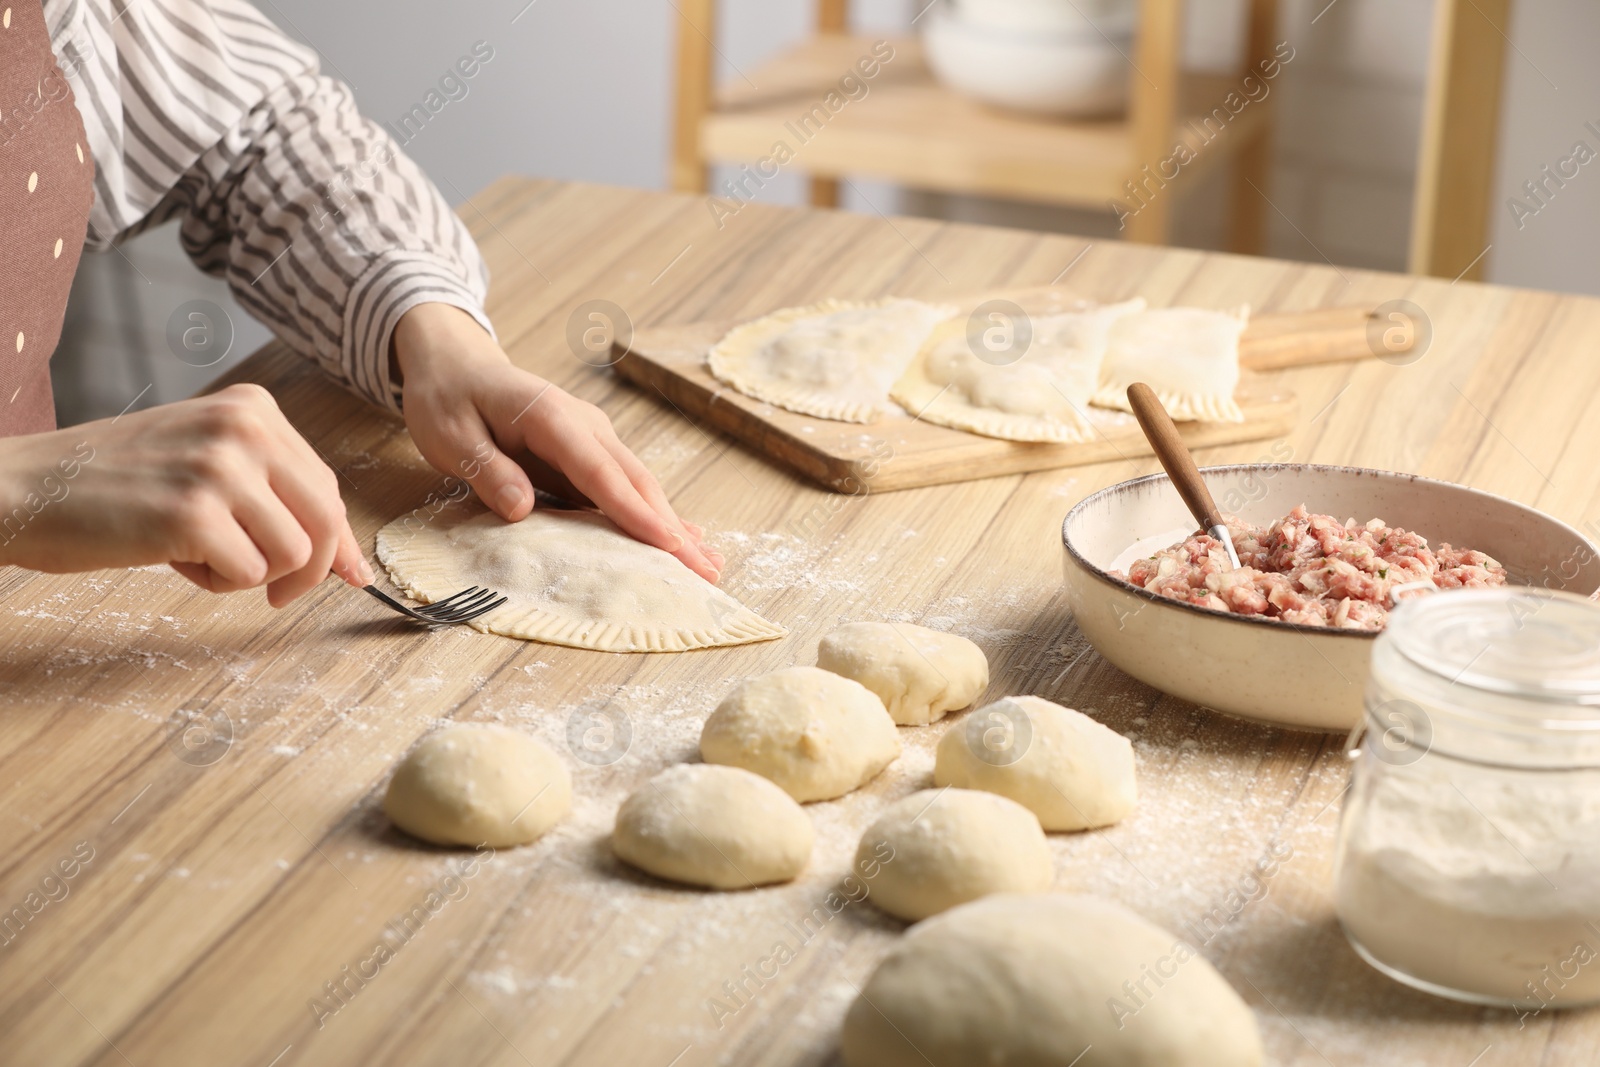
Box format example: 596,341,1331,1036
362,584,508,625
360,489,578,625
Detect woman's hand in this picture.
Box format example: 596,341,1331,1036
0,383,371,606
393,303,723,583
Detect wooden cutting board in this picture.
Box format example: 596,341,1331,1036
613,298,1393,493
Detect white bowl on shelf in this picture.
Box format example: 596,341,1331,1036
922,4,1135,118
955,0,1135,32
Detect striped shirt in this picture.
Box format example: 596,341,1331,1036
39,0,492,414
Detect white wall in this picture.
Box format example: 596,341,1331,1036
54,0,1600,424
1486,0,1600,293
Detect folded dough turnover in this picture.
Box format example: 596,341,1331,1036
890,299,1144,442
707,298,955,423
1092,305,1250,423
375,506,785,652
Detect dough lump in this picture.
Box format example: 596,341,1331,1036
935,695,1136,830
700,666,900,802
855,788,1052,921
816,622,988,726
384,724,572,848
612,764,813,889
840,893,1264,1067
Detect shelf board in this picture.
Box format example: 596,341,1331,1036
700,34,1270,209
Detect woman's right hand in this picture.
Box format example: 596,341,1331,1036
0,383,372,606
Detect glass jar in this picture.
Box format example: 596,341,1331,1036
1334,588,1600,1010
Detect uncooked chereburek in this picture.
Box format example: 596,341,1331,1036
855,788,1053,921
839,894,1264,1067
707,298,954,423
699,666,900,802
891,299,1144,442
612,763,813,889
1092,305,1250,422
816,621,988,726
383,724,572,848
375,506,784,652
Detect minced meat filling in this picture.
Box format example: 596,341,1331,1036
1112,504,1507,630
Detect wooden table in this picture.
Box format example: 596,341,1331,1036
4,179,1599,1067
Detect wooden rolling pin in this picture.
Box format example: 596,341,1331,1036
1240,306,1401,370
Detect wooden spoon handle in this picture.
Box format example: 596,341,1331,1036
1126,382,1226,532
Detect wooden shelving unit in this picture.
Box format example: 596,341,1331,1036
672,0,1281,249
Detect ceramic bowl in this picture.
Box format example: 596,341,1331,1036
1062,464,1600,732
922,6,1135,118
954,0,1136,32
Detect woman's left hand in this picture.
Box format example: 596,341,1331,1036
392,303,723,583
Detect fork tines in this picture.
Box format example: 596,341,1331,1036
414,586,508,623
362,583,508,626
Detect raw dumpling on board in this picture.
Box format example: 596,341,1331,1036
375,506,786,652
1092,305,1250,422
890,298,1145,443
707,298,955,423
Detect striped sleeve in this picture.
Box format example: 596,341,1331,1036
161,71,494,412
46,0,493,414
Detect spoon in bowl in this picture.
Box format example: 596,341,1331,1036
1125,382,1241,569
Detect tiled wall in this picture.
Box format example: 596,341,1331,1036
52,229,272,427
900,0,1435,272
1270,0,1433,270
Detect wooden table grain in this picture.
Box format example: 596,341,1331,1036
4,178,1600,1067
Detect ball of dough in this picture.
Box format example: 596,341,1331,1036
935,695,1136,831
384,724,571,848
700,666,900,802
841,893,1263,1067
817,621,988,726
613,764,813,889
855,788,1052,921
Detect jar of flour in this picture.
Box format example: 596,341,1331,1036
1335,588,1600,1010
